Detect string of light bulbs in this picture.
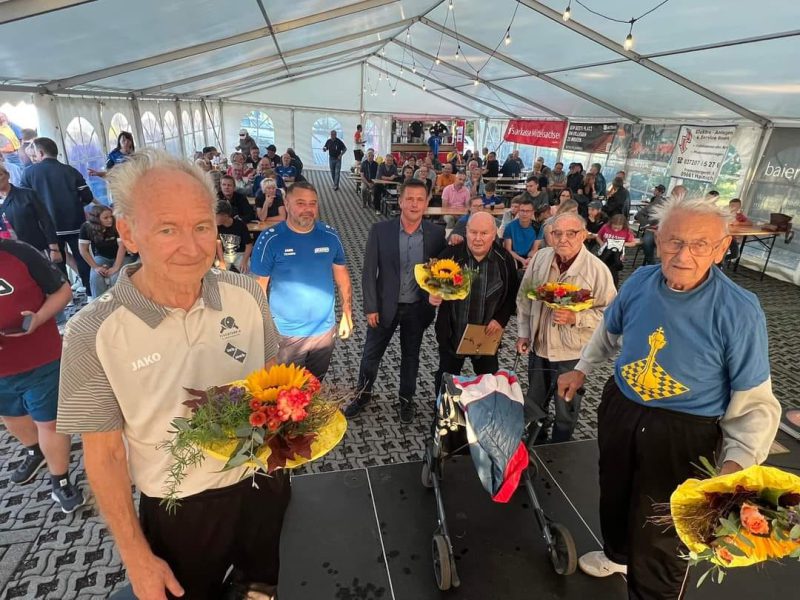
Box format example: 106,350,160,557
562,0,672,51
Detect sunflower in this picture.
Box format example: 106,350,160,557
245,364,310,404
430,258,462,281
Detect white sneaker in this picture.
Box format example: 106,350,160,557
578,551,627,577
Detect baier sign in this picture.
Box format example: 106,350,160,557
503,120,567,148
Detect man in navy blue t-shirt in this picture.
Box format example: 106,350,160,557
322,131,347,191
558,196,780,598
250,182,352,379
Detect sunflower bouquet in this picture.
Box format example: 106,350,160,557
526,282,594,312
650,458,800,586
414,257,476,300
159,363,348,510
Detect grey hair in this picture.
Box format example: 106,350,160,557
651,193,732,233
551,211,587,231
108,149,216,221
260,177,278,192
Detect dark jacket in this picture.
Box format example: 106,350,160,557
566,171,584,195
605,186,630,218
1,184,59,251
218,190,256,223
362,219,446,325
19,158,93,235
434,241,519,353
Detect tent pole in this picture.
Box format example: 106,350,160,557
739,125,773,212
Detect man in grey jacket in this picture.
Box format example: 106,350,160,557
516,212,617,440
558,195,780,599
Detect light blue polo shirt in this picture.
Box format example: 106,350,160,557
250,221,346,337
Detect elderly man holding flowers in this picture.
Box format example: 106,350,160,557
558,195,780,599
516,211,616,441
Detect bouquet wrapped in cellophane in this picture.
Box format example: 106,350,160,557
415,258,476,300
650,458,800,586
159,364,348,511
526,282,594,312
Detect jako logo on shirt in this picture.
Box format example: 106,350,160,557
314,247,330,254
284,248,296,256
132,353,162,372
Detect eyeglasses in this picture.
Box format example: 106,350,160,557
659,237,729,257
551,229,583,240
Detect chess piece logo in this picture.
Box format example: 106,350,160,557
620,327,688,402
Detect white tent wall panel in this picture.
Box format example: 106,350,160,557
221,103,292,156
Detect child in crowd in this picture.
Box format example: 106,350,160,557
585,200,608,253
727,198,750,261
482,181,501,208
597,214,638,287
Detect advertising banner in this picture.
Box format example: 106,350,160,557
669,125,736,182
503,119,566,148
564,122,617,153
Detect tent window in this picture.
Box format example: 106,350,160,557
311,117,343,165
64,116,107,204
193,109,205,150
182,110,194,155
364,119,382,156
107,113,132,150
206,105,220,148
141,111,164,149
240,110,275,151
162,110,181,157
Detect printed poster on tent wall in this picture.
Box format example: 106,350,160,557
503,120,566,148
669,125,735,183
563,123,617,153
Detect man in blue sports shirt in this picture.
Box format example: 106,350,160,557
559,195,780,599
251,182,352,379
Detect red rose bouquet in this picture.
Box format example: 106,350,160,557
526,282,594,312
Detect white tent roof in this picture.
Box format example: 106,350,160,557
2,0,800,123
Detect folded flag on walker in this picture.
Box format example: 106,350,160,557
450,371,529,503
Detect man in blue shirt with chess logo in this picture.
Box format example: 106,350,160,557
250,182,352,379
558,196,780,599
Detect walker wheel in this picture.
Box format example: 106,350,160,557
549,522,577,575
432,534,453,590
421,459,433,489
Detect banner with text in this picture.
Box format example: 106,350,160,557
564,122,618,153
669,125,735,183
503,120,566,148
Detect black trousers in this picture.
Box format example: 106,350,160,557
57,233,91,290
139,473,291,600
357,302,433,401
434,345,499,393
597,377,721,600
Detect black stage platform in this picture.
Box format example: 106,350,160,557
278,431,800,600
113,432,799,599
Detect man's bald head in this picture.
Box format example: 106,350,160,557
466,211,497,259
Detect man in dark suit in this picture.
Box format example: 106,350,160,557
0,164,60,258
345,179,446,423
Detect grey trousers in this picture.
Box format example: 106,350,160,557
276,326,336,380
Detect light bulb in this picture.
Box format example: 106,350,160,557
473,78,479,86
504,32,511,46
562,6,571,21
422,82,427,91
399,68,403,75
435,57,441,65
379,73,383,81
623,33,634,51
412,66,416,74
406,30,410,38
448,0,453,10
455,47,459,59
392,89,396,96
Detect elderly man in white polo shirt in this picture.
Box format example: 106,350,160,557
57,150,288,600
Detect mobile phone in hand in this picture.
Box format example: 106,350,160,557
0,314,33,335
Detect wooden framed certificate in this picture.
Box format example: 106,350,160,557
456,324,503,356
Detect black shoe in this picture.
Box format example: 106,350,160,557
10,448,46,484
399,397,416,424
343,392,371,418
51,478,85,514
334,186,339,191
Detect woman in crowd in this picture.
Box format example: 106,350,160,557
465,168,485,198
483,151,500,178
77,205,131,298
286,148,304,180
88,131,135,178
255,178,286,223
551,188,573,215
604,176,630,218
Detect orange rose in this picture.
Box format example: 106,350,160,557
249,411,267,427
716,545,734,564
740,503,770,536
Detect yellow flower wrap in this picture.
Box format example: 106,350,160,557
414,263,470,300
203,411,347,470
671,465,800,567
